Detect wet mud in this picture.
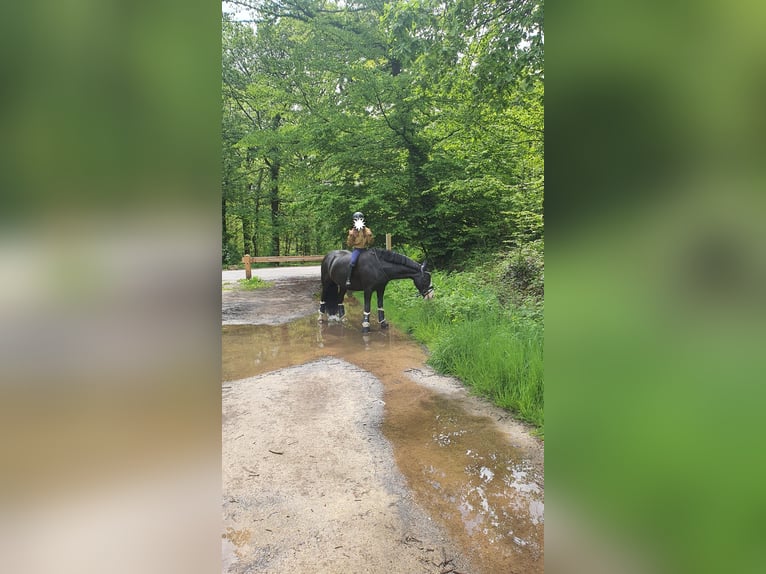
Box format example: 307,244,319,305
222,302,544,574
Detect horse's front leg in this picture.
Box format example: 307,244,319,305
362,290,372,333
376,287,388,329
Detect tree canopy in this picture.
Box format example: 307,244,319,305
222,0,543,268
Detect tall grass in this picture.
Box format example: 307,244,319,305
429,315,543,428
371,259,544,435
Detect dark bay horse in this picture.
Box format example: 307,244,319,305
319,249,434,332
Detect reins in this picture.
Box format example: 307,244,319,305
370,249,432,297
372,249,391,281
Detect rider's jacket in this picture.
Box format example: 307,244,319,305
346,227,374,249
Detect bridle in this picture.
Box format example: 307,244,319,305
419,263,434,298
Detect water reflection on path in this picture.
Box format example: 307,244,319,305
222,314,543,574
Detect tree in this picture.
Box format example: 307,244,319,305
221,0,544,266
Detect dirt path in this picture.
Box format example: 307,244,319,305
222,267,543,573
222,267,320,325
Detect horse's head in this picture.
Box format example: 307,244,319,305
415,261,434,300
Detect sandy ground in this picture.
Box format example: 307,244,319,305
223,359,471,573
222,266,543,574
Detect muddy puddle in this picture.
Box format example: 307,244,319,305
222,310,543,574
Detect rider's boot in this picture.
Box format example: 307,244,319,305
345,264,354,287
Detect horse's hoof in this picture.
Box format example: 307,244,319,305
380,320,389,329
362,327,370,334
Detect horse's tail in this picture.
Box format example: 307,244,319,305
322,280,340,315
320,252,340,315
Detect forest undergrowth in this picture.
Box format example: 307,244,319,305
363,242,544,436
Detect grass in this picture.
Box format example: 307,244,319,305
364,263,544,435
237,277,271,290
429,314,543,428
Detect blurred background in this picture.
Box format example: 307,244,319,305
0,1,221,573
547,1,766,572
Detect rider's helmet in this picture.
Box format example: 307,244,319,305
352,212,366,231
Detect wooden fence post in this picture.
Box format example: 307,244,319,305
244,254,252,279
385,233,392,251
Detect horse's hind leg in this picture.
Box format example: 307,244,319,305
362,290,373,333
337,287,347,319
318,282,327,321
319,289,326,319
320,277,342,321
376,287,388,329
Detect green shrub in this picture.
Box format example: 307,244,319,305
501,240,544,300
223,241,243,266
237,277,270,290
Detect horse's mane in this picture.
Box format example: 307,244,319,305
371,248,421,270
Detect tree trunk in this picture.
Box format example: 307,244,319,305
221,192,229,264
269,161,280,256
241,215,254,258
268,113,282,256
252,167,265,256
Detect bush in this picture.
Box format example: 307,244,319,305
223,241,243,266
502,240,544,297
237,277,270,290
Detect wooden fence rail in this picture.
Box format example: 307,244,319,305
242,254,324,279
241,235,391,279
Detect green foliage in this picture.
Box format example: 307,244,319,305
222,1,543,265
223,240,243,266
237,277,270,290
499,239,544,313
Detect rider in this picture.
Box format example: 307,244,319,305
345,211,374,287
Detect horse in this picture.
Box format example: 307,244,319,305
319,248,434,333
